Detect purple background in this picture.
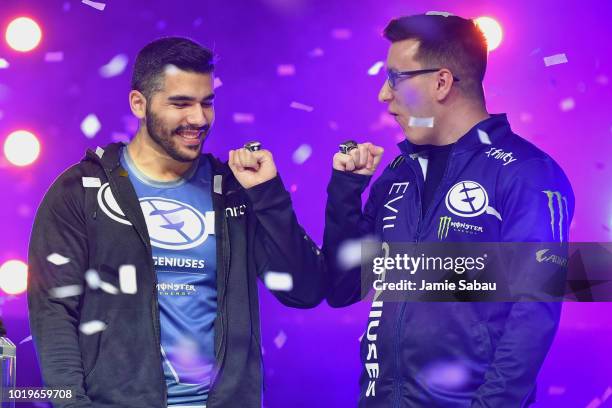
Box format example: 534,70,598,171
0,0,611,407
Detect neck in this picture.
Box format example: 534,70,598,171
126,127,193,181
432,99,490,145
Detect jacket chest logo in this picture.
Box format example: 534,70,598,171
445,180,489,218
97,182,132,226
225,204,247,218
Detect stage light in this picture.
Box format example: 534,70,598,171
474,16,503,52
0,260,28,295
3,130,41,167
5,17,42,52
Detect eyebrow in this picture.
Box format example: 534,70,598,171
167,93,215,103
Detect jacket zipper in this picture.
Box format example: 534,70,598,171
104,167,167,406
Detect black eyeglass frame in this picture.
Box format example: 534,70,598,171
386,68,460,90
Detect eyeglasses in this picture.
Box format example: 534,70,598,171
386,68,460,90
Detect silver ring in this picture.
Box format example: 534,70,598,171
244,141,262,152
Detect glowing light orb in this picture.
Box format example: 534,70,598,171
5,17,42,52
0,260,28,295
475,16,503,52
3,130,41,167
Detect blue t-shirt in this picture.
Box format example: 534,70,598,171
121,148,217,407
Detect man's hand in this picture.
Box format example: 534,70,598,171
228,148,278,189
333,142,384,176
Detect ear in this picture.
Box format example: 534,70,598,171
129,90,147,119
434,69,455,101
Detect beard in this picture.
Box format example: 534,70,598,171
145,106,208,163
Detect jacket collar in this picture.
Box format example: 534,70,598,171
397,113,512,156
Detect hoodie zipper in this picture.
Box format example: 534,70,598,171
99,160,167,406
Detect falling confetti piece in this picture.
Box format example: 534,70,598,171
277,64,296,76
81,114,101,138
50,285,83,298
85,269,101,290
213,76,223,89
99,54,128,78
95,146,104,158
289,101,314,112
232,113,255,124
264,272,293,291
585,398,602,408
358,331,365,342
81,0,106,11
595,75,609,85
44,52,64,62
367,61,384,76
426,11,454,17
119,265,137,294
79,320,107,335
519,112,533,123
290,184,298,193
100,281,119,295
273,330,287,349
331,28,352,40
292,144,312,164
543,53,568,67
0,58,9,69
19,335,32,345
46,253,70,266
408,116,435,128
308,48,324,58
82,177,101,188
560,97,575,111
337,239,362,270
477,129,491,145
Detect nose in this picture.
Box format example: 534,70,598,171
187,105,208,128
378,79,393,103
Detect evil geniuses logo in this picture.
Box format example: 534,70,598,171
445,181,489,218
97,183,213,250
97,183,132,225
140,197,214,250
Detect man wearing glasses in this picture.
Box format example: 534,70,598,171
324,13,573,407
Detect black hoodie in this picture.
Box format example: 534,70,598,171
27,142,327,407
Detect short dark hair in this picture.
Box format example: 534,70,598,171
383,14,488,99
131,37,215,99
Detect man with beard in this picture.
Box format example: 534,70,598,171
27,37,326,408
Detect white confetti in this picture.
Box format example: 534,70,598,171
331,28,352,40
585,398,602,408
213,175,223,194
543,53,568,67
81,0,106,11
119,264,137,294
603,387,612,401
289,101,314,112
367,61,384,76
50,285,83,298
99,54,128,78
292,144,312,164
477,129,491,145
164,64,180,76
82,177,101,188
358,331,365,342
486,206,502,221
338,236,381,271
426,11,454,17
19,335,33,345
560,97,575,112
264,272,293,292
95,146,104,158
44,52,64,62
46,253,70,266
273,330,287,349
100,281,119,295
408,116,435,128
79,320,107,335
548,386,566,395
277,64,296,76
213,76,223,89
232,113,255,124
0,58,9,69
308,48,324,58
81,114,101,138
85,269,101,290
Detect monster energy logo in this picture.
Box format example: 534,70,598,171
438,216,452,240
542,190,569,242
